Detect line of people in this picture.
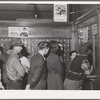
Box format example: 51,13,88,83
0,38,93,90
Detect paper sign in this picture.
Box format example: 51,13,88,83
92,23,97,35
82,27,88,43
54,4,67,22
8,27,29,37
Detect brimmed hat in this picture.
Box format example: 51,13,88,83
11,38,24,46
3,41,12,51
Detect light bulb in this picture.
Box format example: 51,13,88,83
35,14,37,18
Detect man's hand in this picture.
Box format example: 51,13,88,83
25,84,30,90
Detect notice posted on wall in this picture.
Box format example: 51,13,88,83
82,27,88,43
53,4,67,22
8,27,29,37
78,27,88,43
92,23,98,35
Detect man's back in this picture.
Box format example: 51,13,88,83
28,53,47,89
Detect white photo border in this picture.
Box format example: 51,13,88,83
0,1,100,99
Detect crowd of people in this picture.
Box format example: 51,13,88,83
0,38,93,90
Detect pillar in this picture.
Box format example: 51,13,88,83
70,24,78,51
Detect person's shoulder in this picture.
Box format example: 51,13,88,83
6,54,16,64
49,52,59,59
32,53,42,58
52,53,60,60
31,53,43,60
7,54,16,61
67,59,71,62
50,52,59,57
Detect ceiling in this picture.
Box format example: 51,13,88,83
0,4,98,22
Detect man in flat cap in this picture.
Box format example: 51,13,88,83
26,41,51,90
6,38,25,89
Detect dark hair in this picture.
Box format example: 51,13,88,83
69,50,77,58
87,46,92,51
9,46,13,50
0,46,3,53
50,40,59,54
20,46,30,58
38,41,51,50
57,42,64,56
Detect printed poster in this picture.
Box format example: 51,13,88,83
53,4,67,22
78,27,88,43
8,27,29,37
92,23,98,35
82,27,88,43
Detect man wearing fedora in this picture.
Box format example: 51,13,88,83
6,38,25,89
26,41,51,90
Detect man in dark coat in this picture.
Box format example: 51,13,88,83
26,41,51,90
0,41,12,89
0,46,4,89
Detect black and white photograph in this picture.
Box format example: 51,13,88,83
0,0,100,99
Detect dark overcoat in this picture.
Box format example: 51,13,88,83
0,53,9,88
28,53,47,90
46,52,64,90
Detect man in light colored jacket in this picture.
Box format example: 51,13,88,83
6,38,25,89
